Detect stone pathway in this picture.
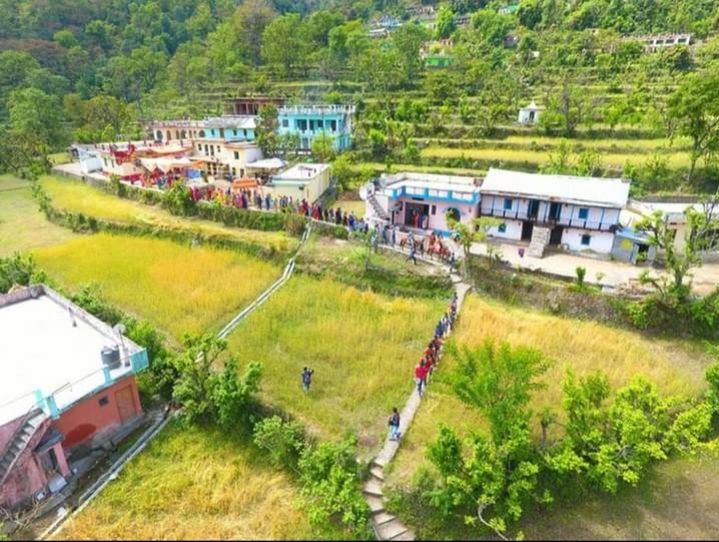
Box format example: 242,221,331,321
363,275,471,541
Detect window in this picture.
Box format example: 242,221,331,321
234,151,239,160
233,129,237,136
220,128,225,138
99,396,109,407
431,205,436,215
216,145,221,153
498,223,507,233
330,120,337,131
282,119,289,128
197,144,201,151
581,234,591,246
503,198,513,210
578,208,589,220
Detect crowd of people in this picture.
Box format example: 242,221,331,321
389,291,459,442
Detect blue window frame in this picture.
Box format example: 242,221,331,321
503,198,512,210
578,208,589,220
498,223,507,233
581,234,591,246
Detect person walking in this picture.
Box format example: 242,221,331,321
301,367,315,393
388,407,401,441
407,233,417,265
415,361,428,397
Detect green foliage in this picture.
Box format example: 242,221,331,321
253,415,306,470
298,436,371,536
0,252,46,293
162,181,196,216
212,357,262,429
311,131,335,162
256,104,280,157
435,5,456,39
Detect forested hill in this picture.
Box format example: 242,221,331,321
1,0,718,190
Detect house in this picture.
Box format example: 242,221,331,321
455,14,471,26
479,168,630,257
277,104,356,152
498,3,520,15
245,157,287,183
610,227,657,265
642,33,692,52
69,145,103,175
191,139,262,180
518,101,543,124
94,141,194,182
362,172,481,234
224,96,285,116
147,116,258,144
0,285,148,511
425,53,452,68
265,163,331,203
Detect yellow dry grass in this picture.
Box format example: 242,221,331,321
41,175,297,254
387,293,708,485
56,423,324,540
33,233,280,340
227,275,446,457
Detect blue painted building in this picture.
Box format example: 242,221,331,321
277,104,356,152
148,117,256,143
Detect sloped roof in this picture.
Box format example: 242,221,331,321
480,168,631,208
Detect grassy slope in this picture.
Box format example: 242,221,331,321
56,423,339,541
34,233,281,341
388,294,709,486
0,175,78,256
227,274,446,458
422,146,691,169
42,175,298,254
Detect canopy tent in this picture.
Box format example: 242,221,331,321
233,178,259,190
139,157,199,173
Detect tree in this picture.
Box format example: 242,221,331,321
446,215,500,277
0,253,46,294
637,197,719,300
311,131,335,162
232,0,277,65
261,13,308,75
9,88,65,147
256,104,280,156
667,72,719,182
330,153,354,191
75,95,134,143
435,5,456,39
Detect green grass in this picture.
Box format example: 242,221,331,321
41,175,298,254
350,162,486,177
421,146,691,170
56,422,339,540
227,274,446,457
387,293,709,486
0,175,78,256
33,233,281,341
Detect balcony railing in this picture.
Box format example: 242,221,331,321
481,207,615,231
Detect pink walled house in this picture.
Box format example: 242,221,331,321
0,285,148,511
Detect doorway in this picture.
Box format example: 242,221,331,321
115,386,136,424
527,199,539,219
521,221,534,240
549,202,562,221
549,226,563,245
404,202,429,229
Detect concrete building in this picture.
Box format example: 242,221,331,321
278,104,355,152
642,33,692,52
266,163,331,203
518,101,543,124
224,96,285,116
0,285,148,511
479,168,630,257
362,172,481,234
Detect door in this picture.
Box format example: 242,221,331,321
527,199,539,219
549,202,562,221
115,386,136,424
549,226,563,245
521,221,534,240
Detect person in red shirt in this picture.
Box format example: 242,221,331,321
414,361,429,396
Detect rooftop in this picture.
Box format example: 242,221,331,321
480,168,631,208
0,286,145,426
381,171,481,193
272,163,329,182
247,157,287,170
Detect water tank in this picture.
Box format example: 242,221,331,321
101,345,121,369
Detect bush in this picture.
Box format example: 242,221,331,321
162,181,196,216
253,415,306,470
284,212,307,237
0,252,46,293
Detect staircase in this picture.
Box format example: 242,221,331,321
0,408,47,486
528,226,551,258
367,191,390,222
364,460,416,541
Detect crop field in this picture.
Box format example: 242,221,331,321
350,162,486,177
56,423,335,541
387,293,709,485
33,233,281,340
42,176,297,254
0,175,77,256
227,275,447,456
421,146,691,170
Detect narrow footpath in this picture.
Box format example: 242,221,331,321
363,274,471,541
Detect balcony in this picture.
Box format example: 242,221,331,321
481,207,615,231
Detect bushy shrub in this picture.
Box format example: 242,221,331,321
253,415,306,470
162,181,196,216
0,253,46,293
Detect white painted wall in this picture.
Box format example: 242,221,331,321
561,228,615,254
487,219,523,241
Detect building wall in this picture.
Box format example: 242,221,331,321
487,219,523,241
52,375,142,451
561,228,615,253
267,169,331,203
393,198,479,234
0,419,52,510
518,109,541,124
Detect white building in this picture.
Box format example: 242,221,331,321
362,172,481,234
266,163,331,203
518,101,543,125
479,168,630,257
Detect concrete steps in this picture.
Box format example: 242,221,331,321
528,225,551,258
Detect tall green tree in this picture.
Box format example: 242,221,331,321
9,88,64,147
435,5,456,39
256,105,280,157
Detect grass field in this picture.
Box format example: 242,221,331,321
350,162,486,177
41,176,297,254
34,233,281,340
227,275,446,457
56,422,338,541
0,175,77,256
421,146,691,170
387,293,709,485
